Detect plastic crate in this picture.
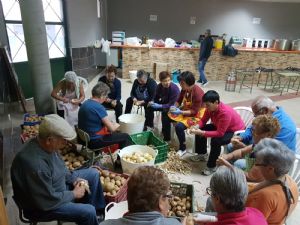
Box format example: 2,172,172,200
129,131,169,164
93,166,129,203
169,182,194,218
23,113,44,126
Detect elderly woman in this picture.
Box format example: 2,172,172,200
148,71,180,142
169,71,205,156
246,138,299,225
189,90,244,175
218,115,280,182
78,82,130,150
51,71,85,126
201,166,267,225
98,65,123,123
125,70,157,130
100,166,182,225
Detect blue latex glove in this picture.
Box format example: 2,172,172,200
170,107,182,115
151,103,162,109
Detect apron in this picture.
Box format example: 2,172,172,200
168,90,205,127
57,90,79,127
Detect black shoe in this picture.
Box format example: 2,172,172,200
197,79,202,83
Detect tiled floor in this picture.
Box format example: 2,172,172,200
2,71,300,224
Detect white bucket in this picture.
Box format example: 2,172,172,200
118,145,158,174
119,113,145,135
129,70,137,83
105,201,128,220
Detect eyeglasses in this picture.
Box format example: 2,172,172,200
206,187,214,196
163,191,174,200
254,163,268,167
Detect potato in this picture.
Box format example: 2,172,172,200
73,161,81,168
115,180,121,187
176,211,184,217
111,190,117,196
110,179,115,185
186,201,191,209
114,186,120,192
177,205,182,211
109,173,116,179
104,177,110,183
115,175,122,181
102,170,110,177
104,182,115,192
170,201,177,207
181,206,186,211
174,196,180,201
186,196,191,201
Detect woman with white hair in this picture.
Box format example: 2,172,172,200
51,71,85,126
202,166,267,225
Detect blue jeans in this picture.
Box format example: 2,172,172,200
198,59,208,83
24,168,104,225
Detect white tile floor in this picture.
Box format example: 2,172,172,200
23,72,300,224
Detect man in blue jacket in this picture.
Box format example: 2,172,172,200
198,29,214,86
99,65,123,122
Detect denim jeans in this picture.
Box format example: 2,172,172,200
198,59,208,83
24,168,104,225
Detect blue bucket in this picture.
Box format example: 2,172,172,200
171,70,181,83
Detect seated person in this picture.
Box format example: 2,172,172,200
189,90,244,176
78,82,131,150
100,166,182,225
11,114,105,225
51,71,85,126
124,69,157,130
202,166,267,225
148,71,180,142
98,65,123,123
169,71,205,156
246,138,299,225
228,95,296,153
218,115,280,182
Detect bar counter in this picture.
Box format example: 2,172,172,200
112,45,300,80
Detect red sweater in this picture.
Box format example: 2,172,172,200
205,207,267,225
199,102,245,138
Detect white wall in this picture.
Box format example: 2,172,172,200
107,0,300,41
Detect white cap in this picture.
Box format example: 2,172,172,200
39,114,77,141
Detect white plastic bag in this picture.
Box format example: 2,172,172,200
165,38,176,48
101,38,111,55
124,37,141,46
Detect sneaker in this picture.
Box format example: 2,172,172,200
197,79,203,83
177,150,187,157
190,153,208,162
201,166,217,176
201,81,209,87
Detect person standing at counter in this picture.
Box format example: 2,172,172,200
125,70,157,131
98,65,123,123
198,29,214,87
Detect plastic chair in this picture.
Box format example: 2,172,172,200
233,106,254,134
288,128,300,201
75,126,114,167
12,196,63,225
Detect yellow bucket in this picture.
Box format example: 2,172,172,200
215,39,223,49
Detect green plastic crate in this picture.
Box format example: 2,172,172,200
129,131,169,164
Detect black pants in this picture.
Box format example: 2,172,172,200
195,124,234,168
147,108,172,141
102,101,123,123
88,132,131,150
125,97,154,128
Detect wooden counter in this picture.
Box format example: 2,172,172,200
114,45,300,80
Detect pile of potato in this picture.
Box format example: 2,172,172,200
25,115,44,122
99,170,127,196
168,196,192,217
22,124,40,140
58,142,86,170
122,152,154,163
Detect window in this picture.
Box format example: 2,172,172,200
2,0,66,62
